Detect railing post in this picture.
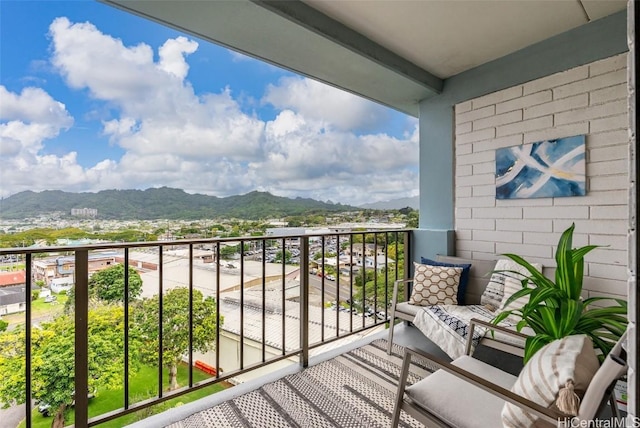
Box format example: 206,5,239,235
300,236,309,367
25,253,32,428
403,231,411,302
74,250,89,428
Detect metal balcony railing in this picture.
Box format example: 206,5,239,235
0,229,411,427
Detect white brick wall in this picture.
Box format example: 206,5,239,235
454,54,629,299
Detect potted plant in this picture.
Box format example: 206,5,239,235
493,223,628,363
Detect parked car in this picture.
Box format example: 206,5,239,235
37,389,96,417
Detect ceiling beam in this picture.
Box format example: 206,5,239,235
251,0,443,94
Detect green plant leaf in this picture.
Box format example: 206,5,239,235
537,306,561,338
583,297,627,308
555,224,575,297
524,335,553,364
501,287,534,309
558,300,582,335
491,225,627,361
491,311,512,325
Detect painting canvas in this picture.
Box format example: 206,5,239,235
495,135,586,199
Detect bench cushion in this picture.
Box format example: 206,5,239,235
406,355,517,428
395,301,421,318
412,305,527,359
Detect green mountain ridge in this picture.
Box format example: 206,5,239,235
0,187,359,220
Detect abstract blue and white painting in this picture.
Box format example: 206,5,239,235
495,135,586,199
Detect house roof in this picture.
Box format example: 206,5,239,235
0,290,24,307
0,271,26,287
103,0,626,116
219,279,376,352
0,285,29,306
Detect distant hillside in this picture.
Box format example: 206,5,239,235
360,196,419,210
0,188,359,220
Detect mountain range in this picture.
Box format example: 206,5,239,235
0,188,359,220
359,196,419,210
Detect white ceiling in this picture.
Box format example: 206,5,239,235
103,0,626,116
305,0,626,78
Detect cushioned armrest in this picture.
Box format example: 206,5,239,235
402,346,571,426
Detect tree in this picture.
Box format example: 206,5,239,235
89,264,142,303
219,244,240,259
353,266,403,312
132,287,222,390
274,250,292,264
0,306,138,428
0,319,7,332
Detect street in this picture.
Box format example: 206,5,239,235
0,401,32,428
308,275,354,303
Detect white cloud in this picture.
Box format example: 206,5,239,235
245,110,419,205
0,86,72,132
158,36,198,80
2,18,418,206
48,17,266,173
0,84,120,197
263,76,391,133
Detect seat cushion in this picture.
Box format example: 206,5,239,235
395,301,421,317
406,355,517,428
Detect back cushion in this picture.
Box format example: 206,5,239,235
481,259,542,311
436,255,497,305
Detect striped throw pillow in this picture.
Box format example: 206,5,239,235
502,335,600,427
410,262,462,306
481,259,541,311
498,275,533,320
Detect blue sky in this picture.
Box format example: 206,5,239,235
0,1,418,205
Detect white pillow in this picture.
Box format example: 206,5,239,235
410,262,462,306
498,275,533,314
502,335,600,427
481,259,542,311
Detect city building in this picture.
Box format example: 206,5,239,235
33,252,118,285
0,271,28,315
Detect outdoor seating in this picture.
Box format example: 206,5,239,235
387,255,532,358
391,321,627,428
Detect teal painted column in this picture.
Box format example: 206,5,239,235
413,97,456,261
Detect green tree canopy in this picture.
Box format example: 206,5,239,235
0,305,138,428
274,250,292,264
132,287,222,390
89,264,143,303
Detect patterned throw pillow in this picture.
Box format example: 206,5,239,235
410,262,462,306
421,257,472,305
481,259,542,311
502,335,600,427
